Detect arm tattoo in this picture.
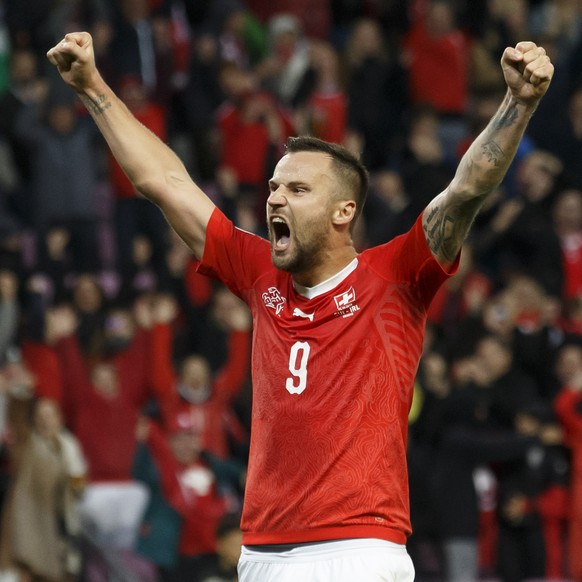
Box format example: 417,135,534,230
86,93,112,116
481,140,505,166
423,205,457,261
492,101,519,130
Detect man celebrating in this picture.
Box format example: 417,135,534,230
47,32,553,582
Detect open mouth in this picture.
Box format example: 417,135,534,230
270,216,291,251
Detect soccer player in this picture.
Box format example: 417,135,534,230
47,33,554,582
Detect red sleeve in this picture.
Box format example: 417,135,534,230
212,330,251,406
21,341,63,404
554,387,582,442
194,207,272,299
116,328,151,405
145,422,188,515
150,323,180,418
217,104,237,132
364,212,460,310
54,336,93,416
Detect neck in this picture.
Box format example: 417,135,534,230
292,246,357,288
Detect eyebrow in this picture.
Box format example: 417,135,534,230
268,180,310,190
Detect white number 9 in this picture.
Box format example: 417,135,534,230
286,341,311,394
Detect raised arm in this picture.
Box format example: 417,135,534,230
46,32,215,259
422,41,554,268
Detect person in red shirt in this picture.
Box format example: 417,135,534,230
217,63,295,190
44,301,156,559
299,41,347,145
554,344,582,581
150,290,251,460
553,188,582,300
402,0,471,160
48,32,554,582
136,411,228,581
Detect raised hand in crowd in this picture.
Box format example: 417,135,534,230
44,305,78,344
151,293,180,325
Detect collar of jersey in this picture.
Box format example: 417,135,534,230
292,257,358,300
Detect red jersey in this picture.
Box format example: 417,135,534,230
403,20,470,115
560,232,582,299
195,208,456,545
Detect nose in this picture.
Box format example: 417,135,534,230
267,185,287,209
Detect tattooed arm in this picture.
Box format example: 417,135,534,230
47,32,214,259
422,42,554,268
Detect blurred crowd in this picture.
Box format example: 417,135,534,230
1,0,582,581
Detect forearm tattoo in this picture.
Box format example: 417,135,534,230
423,205,457,261
479,98,518,167
85,94,111,116
492,100,519,130
481,140,504,166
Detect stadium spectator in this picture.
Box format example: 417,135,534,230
216,61,295,222
495,402,555,582
296,40,346,145
133,411,229,582
46,301,155,565
109,74,170,286
472,149,565,296
553,188,582,301
105,0,175,105
399,103,456,213
554,342,582,581
0,48,48,228
343,17,408,170
361,170,418,249
198,512,243,582
13,80,102,273
150,290,251,460
180,33,223,182
0,270,19,366
402,0,471,159
254,13,313,108
530,85,582,190
431,336,543,581
0,366,87,581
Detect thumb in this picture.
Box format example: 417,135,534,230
47,32,94,68
500,46,524,74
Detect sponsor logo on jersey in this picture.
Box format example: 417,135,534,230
292,307,315,321
333,286,360,318
262,286,286,316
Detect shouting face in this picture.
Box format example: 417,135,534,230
266,151,352,277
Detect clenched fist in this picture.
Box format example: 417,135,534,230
501,42,554,107
47,32,99,94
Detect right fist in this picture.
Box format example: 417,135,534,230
47,32,98,93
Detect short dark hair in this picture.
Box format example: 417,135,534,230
285,136,369,228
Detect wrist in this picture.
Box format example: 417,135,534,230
78,73,112,113
506,89,540,117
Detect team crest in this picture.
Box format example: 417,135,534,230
333,286,360,318
262,286,286,316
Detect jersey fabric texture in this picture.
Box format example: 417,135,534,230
195,208,457,546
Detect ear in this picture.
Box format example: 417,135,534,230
332,200,356,227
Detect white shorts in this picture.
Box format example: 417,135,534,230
238,538,415,582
